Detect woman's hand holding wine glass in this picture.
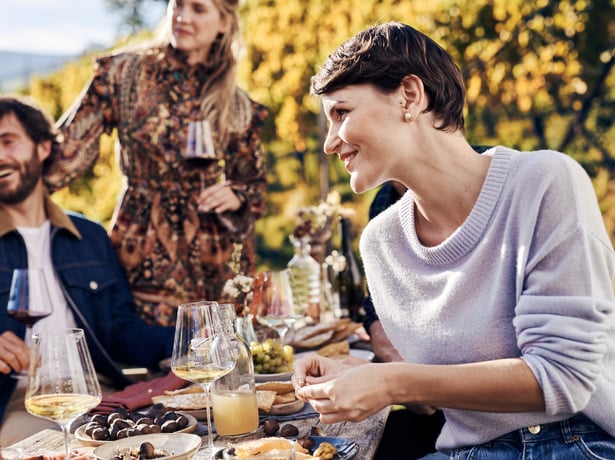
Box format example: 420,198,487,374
24,328,102,460
171,301,235,459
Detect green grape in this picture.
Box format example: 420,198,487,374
250,339,295,374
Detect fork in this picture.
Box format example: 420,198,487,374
336,441,357,458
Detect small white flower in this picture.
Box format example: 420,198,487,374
325,250,347,273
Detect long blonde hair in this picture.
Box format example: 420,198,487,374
153,0,252,148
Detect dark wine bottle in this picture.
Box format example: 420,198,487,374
337,216,365,322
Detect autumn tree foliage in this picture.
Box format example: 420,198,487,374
21,0,615,264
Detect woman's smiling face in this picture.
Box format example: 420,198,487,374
322,84,406,194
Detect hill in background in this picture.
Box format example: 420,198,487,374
0,50,76,91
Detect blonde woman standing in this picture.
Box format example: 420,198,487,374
45,0,268,326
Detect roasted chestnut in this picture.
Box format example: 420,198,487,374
297,436,315,450
160,420,178,433
139,441,156,459
91,414,108,427
280,424,299,437
91,427,110,441
262,419,280,436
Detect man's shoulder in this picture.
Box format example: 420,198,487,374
64,211,107,235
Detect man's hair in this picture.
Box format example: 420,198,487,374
311,21,466,132
0,95,58,144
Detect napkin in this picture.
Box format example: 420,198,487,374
92,371,189,414
259,402,318,423
23,448,91,460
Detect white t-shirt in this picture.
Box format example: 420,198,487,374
16,221,77,344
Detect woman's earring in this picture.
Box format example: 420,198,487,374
404,112,412,121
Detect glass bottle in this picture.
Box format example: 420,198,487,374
319,262,337,322
236,311,258,345
287,235,321,323
337,217,365,322
211,304,259,437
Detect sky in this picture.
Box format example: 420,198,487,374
0,0,167,55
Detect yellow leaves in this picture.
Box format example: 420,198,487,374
466,74,483,103
24,0,615,249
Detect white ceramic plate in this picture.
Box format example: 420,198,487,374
214,436,358,459
92,433,201,460
254,370,293,383
75,413,198,447
254,348,374,382
294,348,375,363
259,398,305,416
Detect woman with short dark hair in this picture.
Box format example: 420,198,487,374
294,21,615,459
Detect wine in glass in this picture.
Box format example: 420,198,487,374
25,328,102,460
7,268,54,327
7,269,54,377
184,119,226,195
254,270,302,344
171,301,235,459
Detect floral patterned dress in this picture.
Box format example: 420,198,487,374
44,46,268,326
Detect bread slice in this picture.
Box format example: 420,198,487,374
227,437,311,457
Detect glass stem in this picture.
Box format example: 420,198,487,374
277,326,289,345
203,384,215,451
61,423,72,460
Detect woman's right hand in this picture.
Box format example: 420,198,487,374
0,331,29,374
293,359,393,424
292,354,353,390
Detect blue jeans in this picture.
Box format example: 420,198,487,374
419,414,615,459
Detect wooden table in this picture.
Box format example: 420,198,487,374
10,406,390,459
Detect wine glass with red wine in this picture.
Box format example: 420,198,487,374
7,269,54,376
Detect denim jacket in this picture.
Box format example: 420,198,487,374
0,195,174,423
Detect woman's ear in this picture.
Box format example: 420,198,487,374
399,74,425,113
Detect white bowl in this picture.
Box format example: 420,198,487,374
93,433,201,460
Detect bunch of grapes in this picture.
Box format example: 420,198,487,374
250,338,295,374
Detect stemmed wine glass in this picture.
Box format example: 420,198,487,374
254,270,302,344
184,120,226,196
25,328,102,460
171,301,235,459
7,269,54,377
7,268,54,327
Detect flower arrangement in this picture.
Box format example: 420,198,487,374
221,243,254,315
291,191,355,241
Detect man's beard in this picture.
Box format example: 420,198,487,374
0,145,43,204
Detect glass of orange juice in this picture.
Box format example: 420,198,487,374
212,304,259,437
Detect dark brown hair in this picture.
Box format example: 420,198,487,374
0,95,58,144
311,22,466,132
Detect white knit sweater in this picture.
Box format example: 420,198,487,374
360,146,615,450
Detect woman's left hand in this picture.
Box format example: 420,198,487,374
295,362,392,424
198,181,242,213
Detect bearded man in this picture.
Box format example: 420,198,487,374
0,95,174,444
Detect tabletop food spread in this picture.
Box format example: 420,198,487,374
11,320,385,460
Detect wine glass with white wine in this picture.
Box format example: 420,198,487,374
255,270,302,344
25,328,102,460
171,301,235,459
